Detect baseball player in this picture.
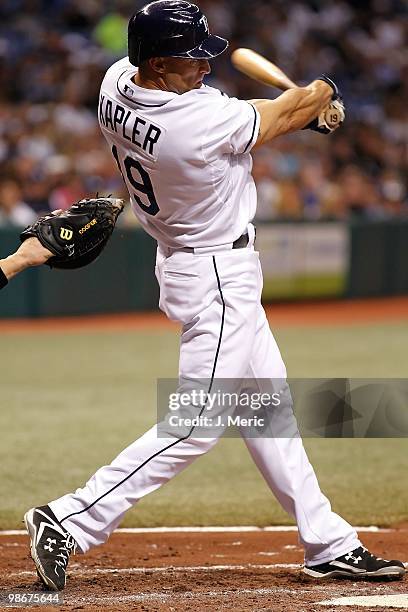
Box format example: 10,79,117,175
11,0,404,591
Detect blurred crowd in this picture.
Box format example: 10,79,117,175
0,0,406,226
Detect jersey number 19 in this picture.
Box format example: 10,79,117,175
112,145,160,217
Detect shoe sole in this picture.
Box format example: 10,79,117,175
24,508,61,591
302,565,406,580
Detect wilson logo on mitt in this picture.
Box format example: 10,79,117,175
60,228,73,241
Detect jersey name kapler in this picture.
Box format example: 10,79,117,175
98,94,163,157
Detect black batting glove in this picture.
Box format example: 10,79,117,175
317,75,342,100
0,267,8,290
303,117,330,134
303,75,344,133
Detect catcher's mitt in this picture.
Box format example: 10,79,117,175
20,197,124,269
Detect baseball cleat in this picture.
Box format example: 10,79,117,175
303,546,406,580
24,505,77,591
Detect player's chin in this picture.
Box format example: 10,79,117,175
180,83,202,93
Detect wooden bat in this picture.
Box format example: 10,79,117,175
231,48,297,91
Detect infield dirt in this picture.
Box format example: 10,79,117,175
0,296,407,334
2,528,407,611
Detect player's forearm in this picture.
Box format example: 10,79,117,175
0,252,31,281
0,238,54,290
0,252,28,289
252,80,333,144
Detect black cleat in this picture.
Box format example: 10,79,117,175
24,505,77,591
303,545,406,580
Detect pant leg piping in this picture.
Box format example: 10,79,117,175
59,256,226,523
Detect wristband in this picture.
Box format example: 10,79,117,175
0,266,8,289
317,75,340,99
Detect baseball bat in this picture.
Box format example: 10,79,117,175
231,48,297,91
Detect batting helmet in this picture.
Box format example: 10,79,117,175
128,0,229,66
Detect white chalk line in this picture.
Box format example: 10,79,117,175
9,562,302,579
10,559,408,580
319,594,408,608
0,524,392,536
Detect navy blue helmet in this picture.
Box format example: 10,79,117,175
128,0,229,66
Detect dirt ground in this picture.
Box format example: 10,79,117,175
0,296,407,334
1,529,407,611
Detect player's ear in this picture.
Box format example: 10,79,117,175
149,57,167,75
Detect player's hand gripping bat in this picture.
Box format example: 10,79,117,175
231,47,345,133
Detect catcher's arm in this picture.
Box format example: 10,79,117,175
0,238,53,289
0,197,124,289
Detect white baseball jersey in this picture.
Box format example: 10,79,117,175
98,57,260,248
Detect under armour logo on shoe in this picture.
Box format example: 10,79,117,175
345,552,362,564
44,538,57,552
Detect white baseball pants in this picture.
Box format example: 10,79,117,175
50,234,360,565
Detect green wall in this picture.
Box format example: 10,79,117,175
0,228,159,318
1,220,407,318
348,220,408,297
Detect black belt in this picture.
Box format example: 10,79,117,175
181,232,250,253
232,232,250,249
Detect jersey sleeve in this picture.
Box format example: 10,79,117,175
201,93,260,160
